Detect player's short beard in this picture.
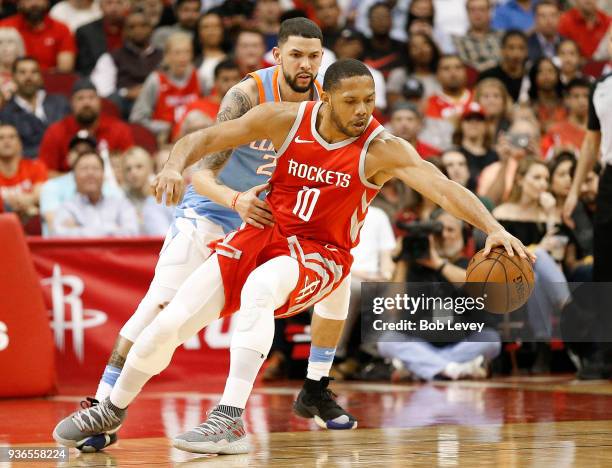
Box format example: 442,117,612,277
330,108,362,138
284,70,313,94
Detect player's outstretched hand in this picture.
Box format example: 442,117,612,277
235,183,274,229
483,229,536,263
152,167,185,206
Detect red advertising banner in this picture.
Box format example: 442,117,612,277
27,237,235,387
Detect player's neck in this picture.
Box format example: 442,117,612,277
315,104,353,144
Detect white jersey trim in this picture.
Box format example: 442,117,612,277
276,101,308,158
311,101,369,150
358,125,385,189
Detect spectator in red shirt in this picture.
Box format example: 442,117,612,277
39,78,134,175
388,102,440,160
541,78,591,160
422,54,473,151
130,32,203,140
172,58,242,141
0,123,47,222
0,0,76,72
558,0,610,60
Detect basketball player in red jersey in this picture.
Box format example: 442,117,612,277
54,59,533,454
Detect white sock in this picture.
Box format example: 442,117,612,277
219,347,265,409
307,361,333,381
110,364,151,409
94,381,113,402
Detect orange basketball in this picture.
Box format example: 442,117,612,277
465,246,535,314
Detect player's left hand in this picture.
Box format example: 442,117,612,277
484,229,536,263
152,167,184,206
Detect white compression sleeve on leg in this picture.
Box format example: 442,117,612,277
219,256,300,409
220,347,265,409
110,256,226,408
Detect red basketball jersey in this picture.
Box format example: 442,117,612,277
268,100,384,252
153,69,201,124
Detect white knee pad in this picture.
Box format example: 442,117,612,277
231,280,276,357
119,284,176,342
127,310,180,375
313,274,351,321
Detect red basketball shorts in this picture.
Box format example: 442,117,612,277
209,224,351,318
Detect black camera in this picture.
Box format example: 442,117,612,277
396,220,443,261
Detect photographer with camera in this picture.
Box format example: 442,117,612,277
477,116,542,205
377,209,501,381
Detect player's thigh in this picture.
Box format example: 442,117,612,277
313,273,351,320
151,216,225,291
241,255,301,307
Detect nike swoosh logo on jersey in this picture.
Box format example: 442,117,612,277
294,136,315,144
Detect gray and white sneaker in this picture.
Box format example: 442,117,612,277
53,397,126,448
172,408,250,454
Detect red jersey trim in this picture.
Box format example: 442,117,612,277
276,101,309,157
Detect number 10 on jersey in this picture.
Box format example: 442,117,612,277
293,186,321,222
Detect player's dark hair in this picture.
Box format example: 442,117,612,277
214,58,239,79
278,17,323,45
501,29,527,48
323,59,373,92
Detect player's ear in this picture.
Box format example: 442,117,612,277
321,91,331,104
272,47,281,65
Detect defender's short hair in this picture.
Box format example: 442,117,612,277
323,59,373,92
278,17,323,45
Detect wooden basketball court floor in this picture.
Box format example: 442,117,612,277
2,375,612,467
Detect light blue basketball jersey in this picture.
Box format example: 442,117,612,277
176,66,322,233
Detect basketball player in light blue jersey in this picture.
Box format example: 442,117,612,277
73,18,356,453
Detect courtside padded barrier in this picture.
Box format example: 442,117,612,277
0,214,56,397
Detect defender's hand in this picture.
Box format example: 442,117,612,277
153,167,184,206
234,183,274,229
484,229,535,263
562,191,578,230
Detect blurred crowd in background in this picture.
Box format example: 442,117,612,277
0,0,610,382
